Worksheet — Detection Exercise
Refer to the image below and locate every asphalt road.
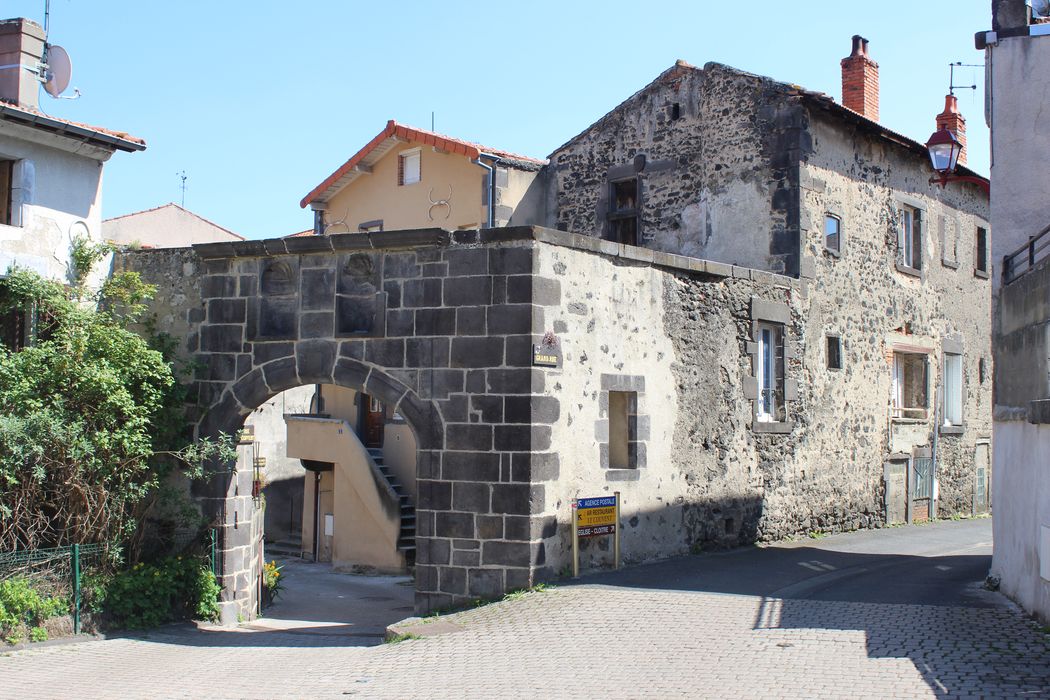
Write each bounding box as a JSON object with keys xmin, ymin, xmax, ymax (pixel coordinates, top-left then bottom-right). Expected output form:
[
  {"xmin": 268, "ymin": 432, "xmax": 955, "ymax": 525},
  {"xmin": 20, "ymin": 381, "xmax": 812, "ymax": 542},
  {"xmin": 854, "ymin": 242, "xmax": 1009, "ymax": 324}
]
[{"xmin": 577, "ymin": 517, "xmax": 997, "ymax": 608}]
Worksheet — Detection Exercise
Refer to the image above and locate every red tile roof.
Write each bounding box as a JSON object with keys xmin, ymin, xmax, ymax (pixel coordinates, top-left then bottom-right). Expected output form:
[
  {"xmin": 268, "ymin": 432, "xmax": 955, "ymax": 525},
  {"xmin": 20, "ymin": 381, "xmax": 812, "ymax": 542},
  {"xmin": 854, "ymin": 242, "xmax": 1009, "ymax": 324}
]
[
  {"xmin": 284, "ymin": 229, "xmax": 315, "ymax": 238},
  {"xmin": 300, "ymin": 120, "xmax": 545, "ymax": 208},
  {"xmin": 0, "ymin": 100, "xmax": 145, "ymax": 151}
]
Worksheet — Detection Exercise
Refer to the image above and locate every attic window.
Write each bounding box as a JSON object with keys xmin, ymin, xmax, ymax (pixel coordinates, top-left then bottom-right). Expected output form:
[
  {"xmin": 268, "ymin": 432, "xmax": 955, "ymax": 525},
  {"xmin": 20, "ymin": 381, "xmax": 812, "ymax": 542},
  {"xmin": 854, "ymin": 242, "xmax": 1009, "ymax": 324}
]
[
  {"xmin": 398, "ymin": 149, "xmax": 421, "ymax": 186},
  {"xmin": 608, "ymin": 178, "xmax": 639, "ymax": 246}
]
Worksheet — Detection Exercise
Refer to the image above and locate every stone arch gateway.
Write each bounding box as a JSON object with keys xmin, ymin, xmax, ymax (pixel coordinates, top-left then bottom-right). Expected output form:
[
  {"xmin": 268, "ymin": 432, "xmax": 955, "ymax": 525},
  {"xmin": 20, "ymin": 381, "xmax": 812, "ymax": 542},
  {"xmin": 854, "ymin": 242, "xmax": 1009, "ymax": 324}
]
[{"xmin": 117, "ymin": 228, "xmax": 561, "ymax": 619}]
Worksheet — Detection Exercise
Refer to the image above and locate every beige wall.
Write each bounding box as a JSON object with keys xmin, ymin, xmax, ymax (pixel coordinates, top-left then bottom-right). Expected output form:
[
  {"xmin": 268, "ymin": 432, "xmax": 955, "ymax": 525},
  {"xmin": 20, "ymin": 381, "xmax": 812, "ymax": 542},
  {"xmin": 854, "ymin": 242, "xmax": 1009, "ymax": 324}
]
[
  {"xmin": 286, "ymin": 415, "xmax": 406, "ymax": 572},
  {"xmin": 324, "ymin": 140, "xmax": 488, "ymax": 232},
  {"xmin": 103, "ymin": 204, "xmax": 241, "ymax": 248}
]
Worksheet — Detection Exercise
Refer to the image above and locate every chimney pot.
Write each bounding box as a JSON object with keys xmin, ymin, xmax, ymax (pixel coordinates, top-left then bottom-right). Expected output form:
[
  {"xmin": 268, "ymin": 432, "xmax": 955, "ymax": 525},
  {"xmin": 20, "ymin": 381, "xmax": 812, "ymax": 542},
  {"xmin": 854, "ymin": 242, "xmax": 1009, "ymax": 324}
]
[
  {"xmin": 936, "ymin": 94, "xmax": 968, "ymax": 165},
  {"xmin": 0, "ymin": 18, "xmax": 45, "ymax": 110},
  {"xmin": 841, "ymin": 34, "xmax": 879, "ymax": 121}
]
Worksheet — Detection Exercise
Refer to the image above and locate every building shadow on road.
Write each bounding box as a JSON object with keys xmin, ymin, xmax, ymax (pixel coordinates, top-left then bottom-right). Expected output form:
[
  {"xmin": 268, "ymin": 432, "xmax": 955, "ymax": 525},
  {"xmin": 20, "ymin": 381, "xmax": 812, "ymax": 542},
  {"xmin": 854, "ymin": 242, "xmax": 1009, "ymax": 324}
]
[{"xmin": 569, "ymin": 523, "xmax": 1050, "ymax": 699}]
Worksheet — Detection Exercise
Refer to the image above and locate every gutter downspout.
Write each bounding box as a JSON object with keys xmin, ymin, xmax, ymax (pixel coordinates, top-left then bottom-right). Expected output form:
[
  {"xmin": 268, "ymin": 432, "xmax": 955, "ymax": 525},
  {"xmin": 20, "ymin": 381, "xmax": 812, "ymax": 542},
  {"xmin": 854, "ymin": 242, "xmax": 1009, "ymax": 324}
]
[{"xmin": 472, "ymin": 152, "xmax": 502, "ymax": 228}]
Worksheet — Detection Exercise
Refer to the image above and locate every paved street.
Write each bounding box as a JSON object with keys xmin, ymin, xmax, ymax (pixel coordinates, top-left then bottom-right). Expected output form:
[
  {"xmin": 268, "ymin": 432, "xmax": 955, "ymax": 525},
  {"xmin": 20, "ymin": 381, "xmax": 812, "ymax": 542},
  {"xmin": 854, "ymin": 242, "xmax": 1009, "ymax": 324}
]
[{"xmin": 2, "ymin": 519, "xmax": 1048, "ymax": 699}]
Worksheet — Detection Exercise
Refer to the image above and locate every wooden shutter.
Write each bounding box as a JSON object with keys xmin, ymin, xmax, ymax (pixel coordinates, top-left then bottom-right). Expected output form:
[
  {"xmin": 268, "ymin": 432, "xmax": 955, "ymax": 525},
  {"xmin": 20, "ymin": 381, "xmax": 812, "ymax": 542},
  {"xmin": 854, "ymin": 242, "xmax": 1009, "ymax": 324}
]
[{"xmin": 0, "ymin": 160, "xmax": 12, "ymax": 225}]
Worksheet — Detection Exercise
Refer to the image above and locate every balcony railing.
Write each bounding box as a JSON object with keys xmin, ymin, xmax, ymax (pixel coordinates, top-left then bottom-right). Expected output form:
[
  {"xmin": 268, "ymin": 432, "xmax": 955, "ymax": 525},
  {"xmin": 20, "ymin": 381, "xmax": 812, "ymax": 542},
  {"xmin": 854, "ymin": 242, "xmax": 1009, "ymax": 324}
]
[{"xmin": 1003, "ymin": 222, "xmax": 1050, "ymax": 285}]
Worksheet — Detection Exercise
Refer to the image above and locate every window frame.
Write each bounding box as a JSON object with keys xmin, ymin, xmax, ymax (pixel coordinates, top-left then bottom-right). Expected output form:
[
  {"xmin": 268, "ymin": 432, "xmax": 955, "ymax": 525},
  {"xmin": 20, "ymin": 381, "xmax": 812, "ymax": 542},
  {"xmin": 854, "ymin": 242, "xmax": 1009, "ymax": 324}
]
[
  {"xmin": 0, "ymin": 159, "xmax": 12, "ymax": 226},
  {"xmin": 897, "ymin": 204, "xmax": 923, "ymax": 275},
  {"xmin": 756, "ymin": 322, "xmax": 786, "ymax": 423},
  {"xmin": 398, "ymin": 148, "xmax": 421, "ymax": 186},
  {"xmin": 607, "ymin": 177, "xmax": 640, "ymax": 246},
  {"xmin": 942, "ymin": 352, "xmax": 964, "ymax": 430},
  {"xmin": 891, "ymin": 350, "xmax": 930, "ymax": 421},
  {"xmin": 826, "ymin": 335, "xmax": 843, "ymax": 371},
  {"xmin": 824, "ymin": 213, "xmax": 842, "ymax": 256},
  {"xmin": 974, "ymin": 226, "xmax": 990, "ymax": 279}
]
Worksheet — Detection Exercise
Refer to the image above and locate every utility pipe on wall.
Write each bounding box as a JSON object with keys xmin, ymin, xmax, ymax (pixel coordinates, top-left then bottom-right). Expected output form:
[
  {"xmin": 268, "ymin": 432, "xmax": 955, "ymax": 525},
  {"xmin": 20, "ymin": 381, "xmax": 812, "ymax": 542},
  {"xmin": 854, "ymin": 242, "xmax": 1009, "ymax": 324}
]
[{"xmin": 471, "ymin": 152, "xmax": 502, "ymax": 228}]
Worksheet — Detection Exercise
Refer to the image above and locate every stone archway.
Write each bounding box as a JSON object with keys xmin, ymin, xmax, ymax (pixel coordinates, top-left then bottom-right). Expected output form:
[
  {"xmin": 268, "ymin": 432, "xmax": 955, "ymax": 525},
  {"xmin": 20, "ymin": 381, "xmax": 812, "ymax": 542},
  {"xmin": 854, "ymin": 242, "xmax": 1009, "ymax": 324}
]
[
  {"xmin": 119, "ymin": 234, "xmax": 556, "ymax": 620},
  {"xmin": 195, "ymin": 353, "xmax": 443, "ymax": 621}
]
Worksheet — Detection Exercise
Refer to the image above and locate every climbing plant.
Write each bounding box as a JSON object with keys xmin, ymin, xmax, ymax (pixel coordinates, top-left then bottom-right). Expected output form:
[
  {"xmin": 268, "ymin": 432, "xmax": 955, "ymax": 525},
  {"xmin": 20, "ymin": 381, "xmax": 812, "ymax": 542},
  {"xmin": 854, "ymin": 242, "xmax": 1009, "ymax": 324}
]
[{"xmin": 0, "ymin": 259, "xmax": 234, "ymax": 552}]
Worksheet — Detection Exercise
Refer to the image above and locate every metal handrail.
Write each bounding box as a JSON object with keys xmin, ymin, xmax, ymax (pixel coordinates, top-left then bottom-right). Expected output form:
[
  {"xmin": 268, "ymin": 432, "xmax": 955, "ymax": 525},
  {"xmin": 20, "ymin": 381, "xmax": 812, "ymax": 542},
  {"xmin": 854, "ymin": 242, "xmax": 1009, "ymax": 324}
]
[{"xmin": 1003, "ymin": 220, "xmax": 1050, "ymax": 284}]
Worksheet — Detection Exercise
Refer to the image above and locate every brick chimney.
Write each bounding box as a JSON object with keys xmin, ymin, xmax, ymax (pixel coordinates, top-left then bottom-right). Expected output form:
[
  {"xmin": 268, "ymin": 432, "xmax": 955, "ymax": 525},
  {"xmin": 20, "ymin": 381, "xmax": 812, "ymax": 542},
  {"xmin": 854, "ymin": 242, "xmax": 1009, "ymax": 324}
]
[
  {"xmin": 935, "ymin": 94, "xmax": 967, "ymax": 165},
  {"xmin": 0, "ymin": 18, "xmax": 45, "ymax": 109},
  {"xmin": 841, "ymin": 35, "xmax": 879, "ymax": 121}
]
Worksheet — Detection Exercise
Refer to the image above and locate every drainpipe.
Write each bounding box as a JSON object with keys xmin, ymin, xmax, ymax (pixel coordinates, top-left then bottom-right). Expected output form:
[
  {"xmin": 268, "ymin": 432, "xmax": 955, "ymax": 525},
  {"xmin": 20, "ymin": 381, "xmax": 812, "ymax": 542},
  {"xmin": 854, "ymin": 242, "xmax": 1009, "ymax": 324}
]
[
  {"xmin": 312, "ymin": 471, "xmax": 321, "ymax": 561},
  {"xmin": 472, "ymin": 152, "xmax": 502, "ymax": 228}
]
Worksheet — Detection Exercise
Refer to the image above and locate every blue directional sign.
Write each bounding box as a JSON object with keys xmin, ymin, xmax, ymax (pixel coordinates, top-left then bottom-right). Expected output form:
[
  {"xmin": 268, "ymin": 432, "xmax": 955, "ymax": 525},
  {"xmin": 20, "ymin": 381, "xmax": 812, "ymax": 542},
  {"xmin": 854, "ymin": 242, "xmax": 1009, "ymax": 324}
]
[{"xmin": 578, "ymin": 496, "xmax": 617, "ymax": 509}]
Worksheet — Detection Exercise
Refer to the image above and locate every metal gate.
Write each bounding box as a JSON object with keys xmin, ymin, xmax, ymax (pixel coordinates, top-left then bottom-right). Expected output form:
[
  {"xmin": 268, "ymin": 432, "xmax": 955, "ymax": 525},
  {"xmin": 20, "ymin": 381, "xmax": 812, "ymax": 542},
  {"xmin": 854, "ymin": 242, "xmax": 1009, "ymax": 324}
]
[{"xmin": 911, "ymin": 456, "xmax": 934, "ymax": 522}]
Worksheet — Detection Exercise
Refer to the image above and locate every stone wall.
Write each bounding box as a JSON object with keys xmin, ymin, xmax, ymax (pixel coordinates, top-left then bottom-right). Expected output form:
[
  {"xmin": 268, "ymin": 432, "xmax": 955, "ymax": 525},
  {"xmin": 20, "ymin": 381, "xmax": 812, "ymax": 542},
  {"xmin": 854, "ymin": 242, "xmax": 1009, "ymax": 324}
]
[
  {"xmin": 117, "ymin": 228, "xmax": 560, "ymax": 615},
  {"xmin": 799, "ymin": 112, "xmax": 992, "ymax": 520},
  {"xmin": 548, "ymin": 62, "xmax": 804, "ymax": 275}
]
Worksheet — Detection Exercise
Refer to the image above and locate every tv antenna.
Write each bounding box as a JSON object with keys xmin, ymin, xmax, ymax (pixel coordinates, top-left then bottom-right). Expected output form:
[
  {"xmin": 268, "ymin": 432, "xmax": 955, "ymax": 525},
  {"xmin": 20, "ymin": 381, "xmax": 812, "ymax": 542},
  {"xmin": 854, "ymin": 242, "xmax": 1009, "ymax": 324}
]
[
  {"xmin": 948, "ymin": 62, "xmax": 981, "ymax": 96},
  {"xmin": 177, "ymin": 171, "xmax": 188, "ymax": 207},
  {"xmin": 38, "ymin": 0, "xmax": 80, "ymax": 100}
]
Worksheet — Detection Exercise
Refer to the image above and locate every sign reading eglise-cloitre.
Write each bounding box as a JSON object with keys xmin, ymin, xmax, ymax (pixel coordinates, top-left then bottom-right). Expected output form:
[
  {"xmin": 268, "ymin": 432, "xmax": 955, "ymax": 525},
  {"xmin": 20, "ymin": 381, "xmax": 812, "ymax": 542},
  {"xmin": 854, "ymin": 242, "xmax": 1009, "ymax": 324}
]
[
  {"xmin": 571, "ymin": 492, "xmax": 621, "ymax": 577},
  {"xmin": 576, "ymin": 496, "xmax": 617, "ymax": 537}
]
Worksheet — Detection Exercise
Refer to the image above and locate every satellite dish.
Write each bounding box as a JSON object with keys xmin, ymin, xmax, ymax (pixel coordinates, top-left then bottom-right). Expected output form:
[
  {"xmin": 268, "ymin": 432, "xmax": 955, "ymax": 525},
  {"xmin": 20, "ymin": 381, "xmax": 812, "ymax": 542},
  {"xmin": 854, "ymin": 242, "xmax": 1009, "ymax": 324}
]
[{"xmin": 43, "ymin": 44, "xmax": 72, "ymax": 98}]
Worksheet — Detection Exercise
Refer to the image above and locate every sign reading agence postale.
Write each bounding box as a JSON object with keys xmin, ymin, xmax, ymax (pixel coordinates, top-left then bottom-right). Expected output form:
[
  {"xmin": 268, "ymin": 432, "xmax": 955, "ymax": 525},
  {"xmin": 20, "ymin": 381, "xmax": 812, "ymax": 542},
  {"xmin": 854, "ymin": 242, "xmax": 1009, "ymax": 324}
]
[{"xmin": 576, "ymin": 495, "xmax": 617, "ymax": 538}]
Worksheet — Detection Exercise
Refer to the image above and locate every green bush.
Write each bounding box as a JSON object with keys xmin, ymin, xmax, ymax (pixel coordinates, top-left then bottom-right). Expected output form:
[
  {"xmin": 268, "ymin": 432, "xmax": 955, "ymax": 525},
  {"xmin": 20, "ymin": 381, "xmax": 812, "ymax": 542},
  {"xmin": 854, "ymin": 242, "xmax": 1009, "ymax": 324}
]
[
  {"xmin": 103, "ymin": 555, "xmax": 219, "ymax": 629},
  {"xmin": 0, "ymin": 577, "xmax": 68, "ymax": 644}
]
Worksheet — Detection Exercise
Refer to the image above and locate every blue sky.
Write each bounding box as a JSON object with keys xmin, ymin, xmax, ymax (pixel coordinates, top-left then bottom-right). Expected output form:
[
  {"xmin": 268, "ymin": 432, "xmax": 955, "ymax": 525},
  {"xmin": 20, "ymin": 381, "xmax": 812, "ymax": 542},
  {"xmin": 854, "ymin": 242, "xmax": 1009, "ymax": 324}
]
[{"xmin": 8, "ymin": 1, "xmax": 992, "ymax": 240}]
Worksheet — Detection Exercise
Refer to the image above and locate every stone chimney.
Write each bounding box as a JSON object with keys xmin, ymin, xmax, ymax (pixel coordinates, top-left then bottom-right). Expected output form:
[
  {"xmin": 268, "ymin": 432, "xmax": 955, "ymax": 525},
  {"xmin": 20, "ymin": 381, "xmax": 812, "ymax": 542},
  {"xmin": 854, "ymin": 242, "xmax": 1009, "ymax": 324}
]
[
  {"xmin": 936, "ymin": 94, "xmax": 967, "ymax": 166},
  {"xmin": 0, "ymin": 18, "xmax": 45, "ymax": 109},
  {"xmin": 841, "ymin": 35, "xmax": 879, "ymax": 121}
]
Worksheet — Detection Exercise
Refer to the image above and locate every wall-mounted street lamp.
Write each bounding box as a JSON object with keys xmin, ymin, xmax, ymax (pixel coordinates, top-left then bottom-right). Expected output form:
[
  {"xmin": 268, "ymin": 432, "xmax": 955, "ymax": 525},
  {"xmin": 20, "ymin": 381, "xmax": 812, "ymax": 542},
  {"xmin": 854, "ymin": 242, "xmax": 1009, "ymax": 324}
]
[{"xmin": 925, "ymin": 128, "xmax": 990, "ymax": 194}]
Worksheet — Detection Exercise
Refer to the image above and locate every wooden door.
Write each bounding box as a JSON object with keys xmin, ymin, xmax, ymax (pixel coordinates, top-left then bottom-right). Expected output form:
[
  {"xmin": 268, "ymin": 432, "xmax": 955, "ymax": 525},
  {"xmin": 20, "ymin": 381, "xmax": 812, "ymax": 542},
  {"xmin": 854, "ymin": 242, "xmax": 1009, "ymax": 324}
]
[{"xmin": 360, "ymin": 393, "xmax": 385, "ymax": 448}]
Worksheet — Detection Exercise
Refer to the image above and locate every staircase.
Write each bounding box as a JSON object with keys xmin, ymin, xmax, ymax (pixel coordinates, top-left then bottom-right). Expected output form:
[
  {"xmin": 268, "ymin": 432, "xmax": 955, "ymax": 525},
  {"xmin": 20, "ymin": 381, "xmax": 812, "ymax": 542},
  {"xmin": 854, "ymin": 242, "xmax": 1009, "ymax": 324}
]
[{"xmin": 366, "ymin": 447, "xmax": 416, "ymax": 564}]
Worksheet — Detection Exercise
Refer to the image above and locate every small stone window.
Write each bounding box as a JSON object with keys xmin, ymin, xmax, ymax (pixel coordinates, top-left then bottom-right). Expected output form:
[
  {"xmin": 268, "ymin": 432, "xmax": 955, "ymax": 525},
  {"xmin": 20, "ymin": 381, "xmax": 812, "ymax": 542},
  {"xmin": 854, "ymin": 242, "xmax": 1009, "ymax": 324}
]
[
  {"xmin": 824, "ymin": 214, "xmax": 841, "ymax": 255},
  {"xmin": 826, "ymin": 335, "xmax": 842, "ymax": 370},
  {"xmin": 975, "ymin": 226, "xmax": 989, "ymax": 278},
  {"xmin": 596, "ymin": 374, "xmax": 648, "ymax": 480},
  {"xmin": 670, "ymin": 103, "xmax": 681, "ymax": 121},
  {"xmin": 897, "ymin": 205, "xmax": 923, "ymax": 273},
  {"xmin": 398, "ymin": 149, "xmax": 421, "ymax": 186},
  {"xmin": 756, "ymin": 322, "xmax": 786, "ymax": 422},
  {"xmin": 746, "ymin": 298, "xmax": 796, "ymax": 433},
  {"xmin": 608, "ymin": 178, "xmax": 639, "ymax": 246},
  {"xmin": 608, "ymin": 391, "xmax": 637, "ymax": 470},
  {"xmin": 892, "ymin": 351, "xmax": 929, "ymax": 420},
  {"xmin": 979, "ymin": 356, "xmax": 987, "ymax": 384},
  {"xmin": 943, "ymin": 352, "xmax": 964, "ymax": 429}
]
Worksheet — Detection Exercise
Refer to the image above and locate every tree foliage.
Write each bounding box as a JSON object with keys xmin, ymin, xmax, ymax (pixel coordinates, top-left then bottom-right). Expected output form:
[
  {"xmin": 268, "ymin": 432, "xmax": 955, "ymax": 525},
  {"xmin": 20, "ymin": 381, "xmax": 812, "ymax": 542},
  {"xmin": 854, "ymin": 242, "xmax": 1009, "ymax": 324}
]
[{"xmin": 0, "ymin": 265, "xmax": 233, "ymax": 551}]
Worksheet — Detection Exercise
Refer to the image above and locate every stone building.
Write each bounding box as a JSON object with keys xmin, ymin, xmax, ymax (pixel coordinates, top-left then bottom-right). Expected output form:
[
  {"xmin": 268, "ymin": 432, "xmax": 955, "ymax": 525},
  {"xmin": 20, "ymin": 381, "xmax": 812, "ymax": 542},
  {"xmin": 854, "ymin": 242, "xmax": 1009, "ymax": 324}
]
[
  {"xmin": 980, "ymin": 0, "xmax": 1050, "ymax": 624},
  {"xmin": 119, "ymin": 37, "xmax": 993, "ymax": 618}
]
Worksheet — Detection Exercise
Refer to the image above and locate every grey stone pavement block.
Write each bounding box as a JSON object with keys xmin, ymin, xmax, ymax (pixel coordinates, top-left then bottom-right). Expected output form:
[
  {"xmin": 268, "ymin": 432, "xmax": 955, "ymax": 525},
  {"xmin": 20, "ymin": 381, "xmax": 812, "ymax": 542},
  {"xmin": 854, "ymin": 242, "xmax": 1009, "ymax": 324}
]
[{"xmin": 1, "ymin": 583, "xmax": 1048, "ymax": 699}]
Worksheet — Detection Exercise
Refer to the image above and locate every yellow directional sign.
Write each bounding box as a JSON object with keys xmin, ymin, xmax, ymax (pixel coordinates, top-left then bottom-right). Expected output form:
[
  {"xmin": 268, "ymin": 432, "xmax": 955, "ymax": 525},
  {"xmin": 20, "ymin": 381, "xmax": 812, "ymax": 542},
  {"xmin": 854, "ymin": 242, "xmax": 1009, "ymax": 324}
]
[{"xmin": 576, "ymin": 505, "xmax": 616, "ymax": 529}]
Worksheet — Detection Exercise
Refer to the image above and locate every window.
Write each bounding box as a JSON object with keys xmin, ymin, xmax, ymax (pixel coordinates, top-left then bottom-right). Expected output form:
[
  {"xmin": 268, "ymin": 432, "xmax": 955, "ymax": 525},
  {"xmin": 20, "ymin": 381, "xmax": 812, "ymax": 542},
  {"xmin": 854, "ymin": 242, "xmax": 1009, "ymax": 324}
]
[
  {"xmin": 826, "ymin": 335, "xmax": 842, "ymax": 370},
  {"xmin": 398, "ymin": 149, "xmax": 421, "ymax": 186},
  {"xmin": 892, "ymin": 352, "xmax": 928, "ymax": 419},
  {"xmin": 358, "ymin": 219, "xmax": 383, "ymax": 233},
  {"xmin": 756, "ymin": 323, "xmax": 785, "ymax": 422},
  {"xmin": 608, "ymin": 390, "xmax": 638, "ymax": 469},
  {"xmin": 975, "ymin": 227, "xmax": 989, "ymax": 276},
  {"xmin": 670, "ymin": 103, "xmax": 681, "ymax": 121},
  {"xmin": 824, "ymin": 214, "xmax": 841, "ymax": 254},
  {"xmin": 979, "ymin": 356, "xmax": 987, "ymax": 384},
  {"xmin": 0, "ymin": 159, "xmax": 12, "ymax": 225},
  {"xmin": 0, "ymin": 280, "xmax": 31, "ymax": 351},
  {"xmin": 898, "ymin": 205, "xmax": 922, "ymax": 271},
  {"xmin": 608, "ymin": 178, "xmax": 639, "ymax": 246},
  {"xmin": 943, "ymin": 353, "xmax": 963, "ymax": 427}
]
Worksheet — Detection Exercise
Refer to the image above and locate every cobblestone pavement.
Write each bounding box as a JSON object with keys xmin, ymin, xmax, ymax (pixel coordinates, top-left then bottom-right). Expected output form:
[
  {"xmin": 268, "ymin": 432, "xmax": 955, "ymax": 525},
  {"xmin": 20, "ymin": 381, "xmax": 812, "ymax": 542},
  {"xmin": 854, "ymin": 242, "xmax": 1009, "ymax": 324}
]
[
  {"xmin": 3, "ymin": 584, "xmax": 1048, "ymax": 699},
  {"xmin": 3, "ymin": 524, "xmax": 1049, "ymax": 699}
]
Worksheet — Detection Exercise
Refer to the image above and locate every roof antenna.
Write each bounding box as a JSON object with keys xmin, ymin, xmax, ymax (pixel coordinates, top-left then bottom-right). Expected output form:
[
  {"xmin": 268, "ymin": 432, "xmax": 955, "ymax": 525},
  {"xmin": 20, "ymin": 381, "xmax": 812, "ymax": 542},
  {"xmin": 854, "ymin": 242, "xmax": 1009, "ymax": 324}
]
[
  {"xmin": 431, "ymin": 111, "xmax": 435, "ymax": 131},
  {"xmin": 176, "ymin": 171, "xmax": 187, "ymax": 207},
  {"xmin": 948, "ymin": 61, "xmax": 981, "ymax": 96}
]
